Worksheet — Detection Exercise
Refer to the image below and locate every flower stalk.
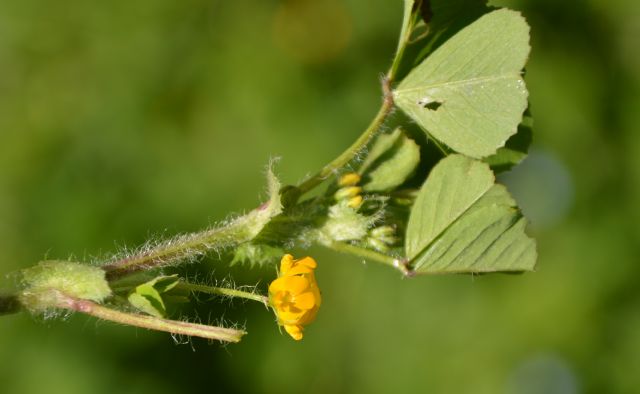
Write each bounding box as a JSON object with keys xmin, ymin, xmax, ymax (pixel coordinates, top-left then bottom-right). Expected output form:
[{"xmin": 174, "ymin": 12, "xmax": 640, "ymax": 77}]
[
  {"xmin": 175, "ymin": 281, "xmax": 268, "ymax": 307},
  {"xmin": 56, "ymin": 292, "xmax": 245, "ymax": 343}
]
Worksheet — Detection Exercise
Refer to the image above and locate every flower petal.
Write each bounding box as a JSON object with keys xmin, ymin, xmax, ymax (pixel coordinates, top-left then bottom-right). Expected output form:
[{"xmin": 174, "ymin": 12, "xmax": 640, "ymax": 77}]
[
  {"xmin": 280, "ymin": 256, "xmax": 317, "ymax": 277},
  {"xmin": 293, "ymin": 291, "xmax": 317, "ymax": 310},
  {"xmin": 280, "ymin": 254, "xmax": 295, "ymax": 274},
  {"xmin": 278, "ymin": 309, "xmax": 306, "ymax": 323},
  {"xmin": 296, "ymin": 306, "xmax": 319, "ymax": 325},
  {"xmin": 285, "ymin": 265, "xmax": 313, "ymax": 276},
  {"xmin": 297, "ymin": 256, "xmax": 317, "ymax": 270},
  {"xmin": 284, "ymin": 324, "xmax": 303, "ymax": 340},
  {"xmin": 269, "ymin": 275, "xmax": 309, "ymax": 296}
]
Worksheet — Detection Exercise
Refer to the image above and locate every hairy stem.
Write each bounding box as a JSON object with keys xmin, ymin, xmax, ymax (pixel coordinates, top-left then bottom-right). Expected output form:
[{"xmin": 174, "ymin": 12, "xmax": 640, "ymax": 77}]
[
  {"xmin": 296, "ymin": 79, "xmax": 395, "ymax": 195},
  {"xmin": 102, "ymin": 225, "xmax": 242, "ymax": 280},
  {"xmin": 57, "ymin": 294, "xmax": 245, "ymax": 342},
  {"xmin": 176, "ymin": 281, "xmax": 268, "ymax": 307}
]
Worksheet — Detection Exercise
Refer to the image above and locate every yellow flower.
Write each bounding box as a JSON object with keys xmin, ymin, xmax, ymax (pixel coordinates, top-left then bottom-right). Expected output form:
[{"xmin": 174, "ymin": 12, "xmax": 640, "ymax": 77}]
[{"xmin": 269, "ymin": 254, "xmax": 321, "ymax": 341}]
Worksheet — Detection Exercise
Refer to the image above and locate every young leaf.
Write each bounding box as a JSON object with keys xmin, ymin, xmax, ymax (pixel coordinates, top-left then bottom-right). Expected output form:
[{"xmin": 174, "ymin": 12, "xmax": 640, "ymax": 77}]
[
  {"xmin": 359, "ymin": 128, "xmax": 420, "ymax": 192},
  {"xmin": 405, "ymin": 154, "xmax": 536, "ymax": 273},
  {"xmin": 127, "ymin": 275, "xmax": 180, "ymax": 318},
  {"xmin": 393, "ymin": 9, "xmax": 530, "ymax": 158}
]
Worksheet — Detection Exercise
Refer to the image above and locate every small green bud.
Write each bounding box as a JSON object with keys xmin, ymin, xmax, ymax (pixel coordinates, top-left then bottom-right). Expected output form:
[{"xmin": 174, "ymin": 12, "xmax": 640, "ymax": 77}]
[
  {"xmin": 367, "ymin": 237, "xmax": 390, "ymax": 252},
  {"xmin": 371, "ymin": 226, "xmax": 395, "ymax": 238}
]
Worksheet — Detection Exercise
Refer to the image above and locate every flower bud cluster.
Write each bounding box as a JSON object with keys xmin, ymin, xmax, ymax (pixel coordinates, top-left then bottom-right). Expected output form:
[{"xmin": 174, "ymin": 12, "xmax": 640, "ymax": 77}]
[{"xmin": 334, "ymin": 172, "xmax": 363, "ymax": 209}]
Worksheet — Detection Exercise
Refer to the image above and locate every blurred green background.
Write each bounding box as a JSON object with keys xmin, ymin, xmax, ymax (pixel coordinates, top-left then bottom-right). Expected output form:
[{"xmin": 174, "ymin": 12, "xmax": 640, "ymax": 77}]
[{"xmin": 1, "ymin": 0, "xmax": 638, "ymax": 393}]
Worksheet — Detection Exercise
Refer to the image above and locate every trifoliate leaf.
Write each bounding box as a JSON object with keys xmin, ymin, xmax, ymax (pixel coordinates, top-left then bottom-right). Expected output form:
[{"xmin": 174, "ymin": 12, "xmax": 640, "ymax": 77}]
[
  {"xmin": 359, "ymin": 128, "xmax": 420, "ymax": 192},
  {"xmin": 405, "ymin": 154, "xmax": 536, "ymax": 273},
  {"xmin": 393, "ymin": 9, "xmax": 530, "ymax": 158}
]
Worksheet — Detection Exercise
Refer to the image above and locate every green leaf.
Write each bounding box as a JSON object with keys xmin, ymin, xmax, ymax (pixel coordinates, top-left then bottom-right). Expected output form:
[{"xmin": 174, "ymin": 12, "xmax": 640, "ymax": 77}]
[
  {"xmin": 405, "ymin": 154, "xmax": 536, "ymax": 273},
  {"xmin": 484, "ymin": 110, "xmax": 533, "ymax": 173},
  {"xmin": 393, "ymin": 9, "xmax": 530, "ymax": 158},
  {"xmin": 144, "ymin": 274, "xmax": 180, "ymax": 293},
  {"xmin": 128, "ymin": 292, "xmax": 165, "ymax": 318},
  {"xmin": 127, "ymin": 275, "xmax": 180, "ymax": 318},
  {"xmin": 405, "ymin": 155, "xmax": 494, "ymax": 257},
  {"xmin": 359, "ymin": 128, "xmax": 420, "ymax": 192}
]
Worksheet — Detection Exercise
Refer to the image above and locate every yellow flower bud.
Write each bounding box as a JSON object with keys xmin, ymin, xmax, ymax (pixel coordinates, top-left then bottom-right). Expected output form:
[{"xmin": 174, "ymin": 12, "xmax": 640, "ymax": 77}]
[
  {"xmin": 338, "ymin": 172, "xmax": 361, "ymax": 187},
  {"xmin": 346, "ymin": 195, "xmax": 363, "ymax": 209}
]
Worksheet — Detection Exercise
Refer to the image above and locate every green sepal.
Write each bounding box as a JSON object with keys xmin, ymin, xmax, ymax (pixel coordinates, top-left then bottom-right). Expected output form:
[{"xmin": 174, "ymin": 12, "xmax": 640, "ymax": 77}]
[{"xmin": 231, "ymin": 242, "xmax": 283, "ymax": 267}]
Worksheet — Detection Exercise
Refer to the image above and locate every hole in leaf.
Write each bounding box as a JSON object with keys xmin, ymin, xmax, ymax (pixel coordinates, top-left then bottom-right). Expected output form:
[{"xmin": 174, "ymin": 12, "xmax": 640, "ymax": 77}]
[
  {"xmin": 417, "ymin": 96, "xmax": 442, "ymax": 111},
  {"xmin": 423, "ymin": 101, "xmax": 442, "ymax": 111}
]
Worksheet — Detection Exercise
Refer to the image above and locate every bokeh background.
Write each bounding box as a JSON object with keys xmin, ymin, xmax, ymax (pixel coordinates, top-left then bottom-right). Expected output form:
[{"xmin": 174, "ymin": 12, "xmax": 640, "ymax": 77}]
[{"xmin": 1, "ymin": 0, "xmax": 638, "ymax": 393}]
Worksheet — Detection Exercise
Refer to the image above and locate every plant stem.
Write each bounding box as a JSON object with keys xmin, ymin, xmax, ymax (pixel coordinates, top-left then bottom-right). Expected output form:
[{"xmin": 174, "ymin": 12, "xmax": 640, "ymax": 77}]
[
  {"xmin": 388, "ymin": 11, "xmax": 415, "ymax": 83},
  {"xmin": 322, "ymin": 240, "xmax": 410, "ymax": 275},
  {"xmin": 296, "ymin": 79, "xmax": 395, "ymax": 195},
  {"xmin": 176, "ymin": 281, "xmax": 268, "ymax": 307},
  {"xmin": 102, "ymin": 224, "xmax": 241, "ymax": 280},
  {"xmin": 295, "ymin": 0, "xmax": 418, "ymax": 197},
  {"xmin": 57, "ymin": 294, "xmax": 245, "ymax": 342}
]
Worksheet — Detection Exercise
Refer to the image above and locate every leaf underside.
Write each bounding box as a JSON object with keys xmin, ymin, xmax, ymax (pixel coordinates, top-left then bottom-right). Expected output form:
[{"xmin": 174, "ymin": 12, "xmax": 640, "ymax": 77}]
[
  {"xmin": 359, "ymin": 128, "xmax": 420, "ymax": 192},
  {"xmin": 394, "ymin": 9, "xmax": 530, "ymax": 158},
  {"xmin": 405, "ymin": 154, "xmax": 536, "ymax": 274}
]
